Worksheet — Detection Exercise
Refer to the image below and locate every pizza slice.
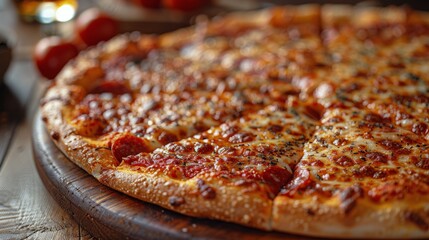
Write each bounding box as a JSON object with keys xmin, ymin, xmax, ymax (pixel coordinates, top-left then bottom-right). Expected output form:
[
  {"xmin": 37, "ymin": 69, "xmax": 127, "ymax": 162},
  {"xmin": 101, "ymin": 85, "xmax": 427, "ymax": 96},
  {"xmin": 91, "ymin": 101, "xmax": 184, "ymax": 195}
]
[
  {"xmin": 273, "ymin": 105, "xmax": 429, "ymax": 238},
  {"xmin": 318, "ymin": 5, "xmax": 429, "ymax": 139},
  {"xmin": 98, "ymin": 100, "xmax": 320, "ymax": 229},
  {"xmin": 41, "ymin": 84, "xmax": 282, "ymax": 176}
]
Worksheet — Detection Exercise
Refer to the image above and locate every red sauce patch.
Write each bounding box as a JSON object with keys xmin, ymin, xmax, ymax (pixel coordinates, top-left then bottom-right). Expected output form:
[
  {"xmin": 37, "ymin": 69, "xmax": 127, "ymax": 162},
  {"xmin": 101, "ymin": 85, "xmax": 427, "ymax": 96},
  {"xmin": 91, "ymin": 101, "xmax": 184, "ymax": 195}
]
[
  {"xmin": 261, "ymin": 166, "xmax": 292, "ymax": 198},
  {"xmin": 379, "ymin": 140, "xmax": 402, "ymax": 150},
  {"xmin": 332, "ymin": 155, "xmax": 355, "ymax": 167},
  {"xmin": 310, "ymin": 160, "xmax": 324, "ymax": 167},
  {"xmin": 228, "ymin": 132, "xmax": 255, "ymax": 143},
  {"xmin": 353, "ymin": 165, "xmax": 375, "ymax": 178},
  {"xmin": 412, "ymin": 156, "xmax": 429, "ymax": 170},
  {"xmin": 123, "ymin": 153, "xmax": 153, "ymax": 166},
  {"xmin": 365, "ymin": 152, "xmax": 388, "ymax": 164},
  {"xmin": 165, "ymin": 165, "xmax": 184, "ymax": 179},
  {"xmin": 194, "ymin": 142, "xmax": 214, "ymax": 154},
  {"xmin": 412, "ymin": 122, "xmax": 429, "ymax": 136},
  {"xmin": 217, "ymin": 146, "xmax": 236, "ymax": 155},
  {"xmin": 165, "ymin": 143, "xmax": 193, "ymax": 153},
  {"xmin": 111, "ymin": 134, "xmax": 149, "ymax": 162}
]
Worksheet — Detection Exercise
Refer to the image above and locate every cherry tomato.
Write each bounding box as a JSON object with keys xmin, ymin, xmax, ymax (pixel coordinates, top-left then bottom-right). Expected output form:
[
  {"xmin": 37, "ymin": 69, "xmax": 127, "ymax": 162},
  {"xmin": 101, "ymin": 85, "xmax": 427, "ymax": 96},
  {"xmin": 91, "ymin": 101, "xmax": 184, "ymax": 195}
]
[
  {"xmin": 132, "ymin": 0, "xmax": 161, "ymax": 9},
  {"xmin": 33, "ymin": 37, "xmax": 79, "ymax": 80},
  {"xmin": 162, "ymin": 0, "xmax": 210, "ymax": 11},
  {"xmin": 76, "ymin": 8, "xmax": 119, "ymax": 46}
]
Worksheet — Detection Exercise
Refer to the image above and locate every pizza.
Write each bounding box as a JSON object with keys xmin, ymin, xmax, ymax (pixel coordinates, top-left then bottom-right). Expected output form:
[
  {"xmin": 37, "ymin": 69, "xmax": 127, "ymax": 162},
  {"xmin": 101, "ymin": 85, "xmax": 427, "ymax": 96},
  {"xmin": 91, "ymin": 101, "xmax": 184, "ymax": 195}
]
[{"xmin": 40, "ymin": 4, "xmax": 429, "ymax": 238}]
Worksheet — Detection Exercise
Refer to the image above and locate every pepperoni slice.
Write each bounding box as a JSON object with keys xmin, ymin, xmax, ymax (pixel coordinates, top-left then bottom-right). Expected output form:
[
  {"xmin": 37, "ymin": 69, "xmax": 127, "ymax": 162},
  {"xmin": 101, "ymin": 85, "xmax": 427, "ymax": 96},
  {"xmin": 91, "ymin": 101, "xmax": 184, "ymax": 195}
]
[
  {"xmin": 261, "ymin": 166, "xmax": 292, "ymax": 198},
  {"xmin": 111, "ymin": 133, "xmax": 149, "ymax": 162},
  {"xmin": 282, "ymin": 168, "xmax": 312, "ymax": 197}
]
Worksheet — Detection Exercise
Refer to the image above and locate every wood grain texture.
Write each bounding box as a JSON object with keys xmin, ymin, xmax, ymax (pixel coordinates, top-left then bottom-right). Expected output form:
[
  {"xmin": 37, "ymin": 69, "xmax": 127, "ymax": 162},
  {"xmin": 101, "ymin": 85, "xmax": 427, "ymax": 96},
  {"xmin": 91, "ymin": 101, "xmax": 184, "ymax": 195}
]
[
  {"xmin": 32, "ymin": 112, "xmax": 313, "ymax": 240},
  {"xmin": 0, "ymin": 58, "xmax": 92, "ymax": 239},
  {"xmin": 0, "ymin": 83, "xmax": 24, "ymax": 168},
  {"xmin": 0, "ymin": 116, "xmax": 83, "ymax": 239}
]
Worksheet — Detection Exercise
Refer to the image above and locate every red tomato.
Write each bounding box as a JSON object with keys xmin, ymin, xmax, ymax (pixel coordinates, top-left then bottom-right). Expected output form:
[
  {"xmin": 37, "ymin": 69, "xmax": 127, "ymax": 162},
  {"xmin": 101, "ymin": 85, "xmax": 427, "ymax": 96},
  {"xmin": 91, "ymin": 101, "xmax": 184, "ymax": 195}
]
[
  {"xmin": 132, "ymin": 0, "xmax": 161, "ymax": 8},
  {"xmin": 76, "ymin": 8, "xmax": 119, "ymax": 46},
  {"xmin": 33, "ymin": 37, "xmax": 79, "ymax": 80},
  {"xmin": 162, "ymin": 0, "xmax": 210, "ymax": 11}
]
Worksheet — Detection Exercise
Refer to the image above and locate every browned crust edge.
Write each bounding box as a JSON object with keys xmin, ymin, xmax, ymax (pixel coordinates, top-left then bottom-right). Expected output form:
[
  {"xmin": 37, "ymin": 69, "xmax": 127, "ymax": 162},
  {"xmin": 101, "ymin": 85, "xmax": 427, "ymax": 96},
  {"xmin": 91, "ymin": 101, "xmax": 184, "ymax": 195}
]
[
  {"xmin": 99, "ymin": 168, "xmax": 272, "ymax": 229},
  {"xmin": 273, "ymin": 196, "xmax": 429, "ymax": 239}
]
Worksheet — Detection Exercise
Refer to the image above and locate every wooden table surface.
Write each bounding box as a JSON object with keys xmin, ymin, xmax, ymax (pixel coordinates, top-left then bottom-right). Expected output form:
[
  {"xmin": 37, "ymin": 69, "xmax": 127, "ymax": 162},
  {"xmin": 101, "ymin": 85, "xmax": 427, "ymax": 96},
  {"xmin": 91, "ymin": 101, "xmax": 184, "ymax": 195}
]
[{"xmin": 0, "ymin": 1, "xmax": 94, "ymax": 239}]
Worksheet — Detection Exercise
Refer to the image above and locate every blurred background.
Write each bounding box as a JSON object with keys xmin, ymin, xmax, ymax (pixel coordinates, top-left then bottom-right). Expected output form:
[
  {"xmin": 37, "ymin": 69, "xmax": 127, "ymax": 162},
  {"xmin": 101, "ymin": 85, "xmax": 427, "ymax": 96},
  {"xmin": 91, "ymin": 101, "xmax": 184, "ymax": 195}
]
[
  {"xmin": 1, "ymin": 0, "xmax": 429, "ymax": 104},
  {"xmin": 1, "ymin": 0, "xmax": 429, "ymax": 97}
]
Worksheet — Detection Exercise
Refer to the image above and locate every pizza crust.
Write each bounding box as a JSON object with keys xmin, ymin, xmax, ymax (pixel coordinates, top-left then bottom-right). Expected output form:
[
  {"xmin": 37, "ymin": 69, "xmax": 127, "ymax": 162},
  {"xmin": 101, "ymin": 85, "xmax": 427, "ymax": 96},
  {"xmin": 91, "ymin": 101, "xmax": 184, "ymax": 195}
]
[
  {"xmin": 41, "ymin": 86, "xmax": 118, "ymax": 177},
  {"xmin": 273, "ymin": 196, "xmax": 429, "ymax": 239},
  {"xmin": 99, "ymin": 167, "xmax": 272, "ymax": 230}
]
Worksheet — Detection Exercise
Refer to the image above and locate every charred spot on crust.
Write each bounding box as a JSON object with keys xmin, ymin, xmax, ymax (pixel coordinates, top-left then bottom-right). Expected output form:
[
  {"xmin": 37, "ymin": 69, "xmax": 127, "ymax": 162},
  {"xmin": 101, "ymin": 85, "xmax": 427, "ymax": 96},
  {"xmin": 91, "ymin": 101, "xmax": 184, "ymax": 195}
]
[
  {"xmin": 168, "ymin": 196, "xmax": 185, "ymax": 207},
  {"xmin": 379, "ymin": 140, "xmax": 402, "ymax": 150},
  {"xmin": 303, "ymin": 104, "xmax": 324, "ymax": 121},
  {"xmin": 404, "ymin": 211, "xmax": 429, "ymax": 231},
  {"xmin": 306, "ymin": 208, "xmax": 315, "ymax": 216},
  {"xmin": 412, "ymin": 122, "xmax": 429, "ymax": 136},
  {"xmin": 411, "ymin": 156, "xmax": 429, "ymax": 170},
  {"xmin": 197, "ymin": 179, "xmax": 216, "ymax": 200},
  {"xmin": 50, "ymin": 131, "xmax": 60, "ymax": 141},
  {"xmin": 365, "ymin": 152, "xmax": 388, "ymax": 164},
  {"xmin": 331, "ymin": 155, "xmax": 355, "ymax": 167}
]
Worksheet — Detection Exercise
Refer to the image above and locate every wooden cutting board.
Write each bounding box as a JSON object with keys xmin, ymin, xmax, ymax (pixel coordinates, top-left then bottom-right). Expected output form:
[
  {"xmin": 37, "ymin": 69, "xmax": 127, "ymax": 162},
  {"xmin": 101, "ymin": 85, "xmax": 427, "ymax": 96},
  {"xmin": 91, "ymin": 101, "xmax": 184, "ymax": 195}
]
[{"xmin": 32, "ymin": 112, "xmax": 312, "ymax": 240}]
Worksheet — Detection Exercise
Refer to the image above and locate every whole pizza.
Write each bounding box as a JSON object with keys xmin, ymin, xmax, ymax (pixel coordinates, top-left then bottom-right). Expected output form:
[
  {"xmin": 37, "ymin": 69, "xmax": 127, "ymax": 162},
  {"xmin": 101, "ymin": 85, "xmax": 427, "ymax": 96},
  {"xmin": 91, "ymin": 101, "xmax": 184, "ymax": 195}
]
[{"xmin": 41, "ymin": 4, "xmax": 429, "ymax": 238}]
